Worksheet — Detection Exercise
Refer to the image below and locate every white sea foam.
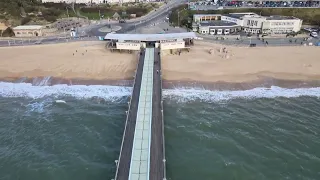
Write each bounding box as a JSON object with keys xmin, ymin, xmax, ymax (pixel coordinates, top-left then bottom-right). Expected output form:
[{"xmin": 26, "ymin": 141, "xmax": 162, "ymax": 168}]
[
  {"xmin": 1, "ymin": 82, "xmax": 320, "ymax": 102},
  {"xmin": 163, "ymin": 86, "xmax": 320, "ymax": 102},
  {"xmin": 0, "ymin": 82, "xmax": 132, "ymax": 100}
]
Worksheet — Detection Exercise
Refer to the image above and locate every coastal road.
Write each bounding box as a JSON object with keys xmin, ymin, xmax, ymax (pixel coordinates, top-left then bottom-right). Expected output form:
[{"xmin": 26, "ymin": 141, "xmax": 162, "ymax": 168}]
[
  {"xmin": 88, "ymin": 0, "xmax": 188, "ymax": 36},
  {"xmin": 0, "ymin": 0, "xmax": 187, "ymax": 47}
]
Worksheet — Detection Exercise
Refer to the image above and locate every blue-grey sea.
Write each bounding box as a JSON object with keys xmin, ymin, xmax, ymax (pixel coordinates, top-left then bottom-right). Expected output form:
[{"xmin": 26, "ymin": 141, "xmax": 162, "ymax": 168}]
[{"xmin": 0, "ymin": 82, "xmax": 320, "ymax": 180}]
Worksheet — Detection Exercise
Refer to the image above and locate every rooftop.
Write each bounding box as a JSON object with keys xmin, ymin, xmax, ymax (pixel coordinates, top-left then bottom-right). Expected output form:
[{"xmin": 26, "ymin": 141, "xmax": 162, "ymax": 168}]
[
  {"xmin": 223, "ymin": 14, "xmax": 245, "ymax": 19},
  {"xmin": 104, "ymin": 32, "xmax": 197, "ymax": 41},
  {"xmin": 13, "ymin": 25, "xmax": 43, "ymax": 30},
  {"xmin": 194, "ymin": 14, "xmax": 221, "ymax": 18},
  {"xmin": 200, "ymin": 21, "xmax": 238, "ymax": 27},
  {"xmin": 267, "ymin": 15, "xmax": 299, "ymax": 20}
]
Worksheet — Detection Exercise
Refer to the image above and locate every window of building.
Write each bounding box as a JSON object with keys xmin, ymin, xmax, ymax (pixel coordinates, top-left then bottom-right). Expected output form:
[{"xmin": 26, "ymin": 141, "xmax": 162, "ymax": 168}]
[{"xmin": 247, "ymin": 20, "xmax": 258, "ymax": 27}]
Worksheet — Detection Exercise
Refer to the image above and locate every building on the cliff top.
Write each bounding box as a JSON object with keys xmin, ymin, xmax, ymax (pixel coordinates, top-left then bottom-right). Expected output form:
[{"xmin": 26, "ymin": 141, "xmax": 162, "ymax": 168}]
[
  {"xmin": 193, "ymin": 13, "xmax": 303, "ymax": 35},
  {"xmin": 13, "ymin": 25, "xmax": 43, "ymax": 37}
]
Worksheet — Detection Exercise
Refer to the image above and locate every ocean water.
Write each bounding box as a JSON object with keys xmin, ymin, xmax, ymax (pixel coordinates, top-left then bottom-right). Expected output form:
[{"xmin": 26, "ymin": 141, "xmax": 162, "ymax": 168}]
[{"xmin": 1, "ymin": 82, "xmax": 320, "ymax": 180}]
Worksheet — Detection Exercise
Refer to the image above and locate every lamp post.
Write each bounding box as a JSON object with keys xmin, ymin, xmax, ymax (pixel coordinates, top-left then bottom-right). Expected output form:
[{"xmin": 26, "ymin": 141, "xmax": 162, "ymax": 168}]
[
  {"xmin": 66, "ymin": 7, "xmax": 69, "ymax": 18},
  {"xmin": 178, "ymin": 11, "xmax": 180, "ymax": 27}
]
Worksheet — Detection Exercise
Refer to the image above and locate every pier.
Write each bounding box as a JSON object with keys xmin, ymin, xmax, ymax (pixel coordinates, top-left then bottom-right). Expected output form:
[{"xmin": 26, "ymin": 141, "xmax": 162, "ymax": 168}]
[
  {"xmin": 114, "ymin": 48, "xmax": 165, "ymax": 180},
  {"xmin": 108, "ymin": 33, "xmax": 196, "ymax": 180},
  {"xmin": 115, "ymin": 49, "xmax": 145, "ymax": 180}
]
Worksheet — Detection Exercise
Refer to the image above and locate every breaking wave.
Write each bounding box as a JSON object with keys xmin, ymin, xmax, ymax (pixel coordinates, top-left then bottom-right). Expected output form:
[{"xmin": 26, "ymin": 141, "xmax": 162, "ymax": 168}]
[
  {"xmin": 0, "ymin": 82, "xmax": 132, "ymax": 100},
  {"xmin": 163, "ymin": 86, "xmax": 320, "ymax": 102},
  {"xmin": 1, "ymin": 82, "xmax": 320, "ymax": 102}
]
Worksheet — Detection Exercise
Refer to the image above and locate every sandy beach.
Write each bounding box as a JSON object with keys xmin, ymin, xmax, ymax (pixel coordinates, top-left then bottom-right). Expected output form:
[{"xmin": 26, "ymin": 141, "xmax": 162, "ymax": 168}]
[
  {"xmin": 1, "ymin": 40, "xmax": 320, "ymax": 86},
  {"xmin": 162, "ymin": 41, "xmax": 320, "ymax": 83},
  {"xmin": 0, "ymin": 41, "xmax": 137, "ymax": 81}
]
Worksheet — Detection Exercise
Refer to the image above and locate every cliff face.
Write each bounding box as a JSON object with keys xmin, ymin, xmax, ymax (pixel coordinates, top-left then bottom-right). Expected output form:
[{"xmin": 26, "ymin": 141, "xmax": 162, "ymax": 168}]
[
  {"xmin": 0, "ymin": 0, "xmax": 42, "ymax": 22},
  {"xmin": 0, "ymin": 0, "xmax": 68, "ymax": 26}
]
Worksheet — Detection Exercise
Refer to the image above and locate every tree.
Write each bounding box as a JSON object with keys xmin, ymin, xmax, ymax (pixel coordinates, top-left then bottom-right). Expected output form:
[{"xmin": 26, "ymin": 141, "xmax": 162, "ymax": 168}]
[
  {"xmin": 314, "ymin": 14, "xmax": 320, "ymax": 27},
  {"xmin": 112, "ymin": 12, "xmax": 120, "ymax": 19},
  {"xmin": 2, "ymin": 27, "xmax": 15, "ymax": 37}
]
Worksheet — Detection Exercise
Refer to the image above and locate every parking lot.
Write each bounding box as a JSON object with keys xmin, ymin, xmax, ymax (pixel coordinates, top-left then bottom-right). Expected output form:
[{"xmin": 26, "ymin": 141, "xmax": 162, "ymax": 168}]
[{"xmin": 189, "ymin": 0, "xmax": 320, "ymax": 10}]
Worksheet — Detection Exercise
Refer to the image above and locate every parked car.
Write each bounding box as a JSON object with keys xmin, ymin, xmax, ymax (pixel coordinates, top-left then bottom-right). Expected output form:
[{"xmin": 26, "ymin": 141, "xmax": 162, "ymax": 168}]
[{"xmin": 310, "ymin": 32, "xmax": 318, "ymax": 38}]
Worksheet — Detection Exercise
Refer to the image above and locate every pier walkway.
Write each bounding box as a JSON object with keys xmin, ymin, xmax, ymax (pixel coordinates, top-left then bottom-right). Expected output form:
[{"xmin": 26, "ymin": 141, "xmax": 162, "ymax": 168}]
[
  {"xmin": 128, "ymin": 48, "xmax": 154, "ymax": 180},
  {"xmin": 115, "ymin": 50, "xmax": 145, "ymax": 180},
  {"xmin": 150, "ymin": 49, "xmax": 165, "ymax": 180},
  {"xmin": 115, "ymin": 48, "xmax": 165, "ymax": 180}
]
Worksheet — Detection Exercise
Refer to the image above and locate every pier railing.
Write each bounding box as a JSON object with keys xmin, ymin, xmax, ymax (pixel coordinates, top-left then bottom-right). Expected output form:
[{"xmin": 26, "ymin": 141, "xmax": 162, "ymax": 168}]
[{"xmin": 114, "ymin": 50, "xmax": 143, "ymax": 180}]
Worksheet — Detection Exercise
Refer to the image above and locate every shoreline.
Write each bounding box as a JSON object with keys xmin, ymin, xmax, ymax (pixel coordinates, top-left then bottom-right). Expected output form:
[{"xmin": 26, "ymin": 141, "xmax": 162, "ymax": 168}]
[{"xmin": 1, "ymin": 76, "xmax": 320, "ymax": 91}]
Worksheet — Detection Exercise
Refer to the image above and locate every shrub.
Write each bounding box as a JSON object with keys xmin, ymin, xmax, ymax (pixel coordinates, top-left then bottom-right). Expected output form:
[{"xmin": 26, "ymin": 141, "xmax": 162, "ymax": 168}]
[
  {"xmin": 21, "ymin": 16, "xmax": 31, "ymax": 25},
  {"xmin": 126, "ymin": 7, "xmax": 148, "ymax": 15},
  {"xmin": 42, "ymin": 7, "xmax": 61, "ymax": 17},
  {"xmin": 24, "ymin": 6, "xmax": 37, "ymax": 13},
  {"xmin": 43, "ymin": 16, "xmax": 57, "ymax": 22}
]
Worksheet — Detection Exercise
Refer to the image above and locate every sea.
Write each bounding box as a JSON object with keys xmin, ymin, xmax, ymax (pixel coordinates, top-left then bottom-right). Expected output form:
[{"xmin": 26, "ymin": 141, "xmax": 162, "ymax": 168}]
[{"xmin": 0, "ymin": 81, "xmax": 320, "ymax": 180}]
